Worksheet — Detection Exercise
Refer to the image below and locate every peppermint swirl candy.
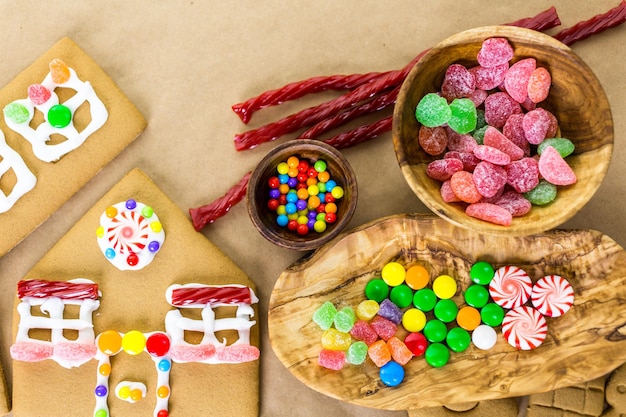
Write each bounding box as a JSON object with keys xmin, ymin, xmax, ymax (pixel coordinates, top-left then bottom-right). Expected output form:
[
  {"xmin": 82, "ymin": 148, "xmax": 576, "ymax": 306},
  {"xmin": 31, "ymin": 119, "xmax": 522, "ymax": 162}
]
[
  {"xmin": 488, "ymin": 265, "xmax": 532, "ymax": 309},
  {"xmin": 531, "ymin": 275, "xmax": 574, "ymax": 317},
  {"xmin": 502, "ymin": 305, "xmax": 547, "ymax": 350},
  {"xmin": 107, "ymin": 209, "xmax": 149, "ymax": 254}
]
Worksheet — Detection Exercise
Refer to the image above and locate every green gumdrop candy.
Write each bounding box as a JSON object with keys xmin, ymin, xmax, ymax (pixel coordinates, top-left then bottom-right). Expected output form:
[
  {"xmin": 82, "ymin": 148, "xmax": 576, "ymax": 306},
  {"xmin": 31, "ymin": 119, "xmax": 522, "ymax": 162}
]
[
  {"xmin": 346, "ymin": 341, "xmax": 368, "ymax": 365},
  {"xmin": 475, "ymin": 108, "xmax": 487, "ymax": 130},
  {"xmin": 472, "ymin": 125, "xmax": 488, "ymax": 145},
  {"xmin": 312, "ymin": 301, "xmax": 337, "ymax": 330},
  {"xmin": 415, "ymin": 93, "xmax": 451, "ymax": 127},
  {"xmin": 3, "ymin": 102, "xmax": 31, "ymax": 124},
  {"xmin": 524, "ymin": 179, "xmax": 557, "ymax": 205},
  {"xmin": 537, "ymin": 138, "xmax": 575, "ymax": 158},
  {"xmin": 447, "ymin": 98, "xmax": 477, "ymax": 134},
  {"xmin": 333, "ymin": 306, "xmax": 356, "ymax": 332}
]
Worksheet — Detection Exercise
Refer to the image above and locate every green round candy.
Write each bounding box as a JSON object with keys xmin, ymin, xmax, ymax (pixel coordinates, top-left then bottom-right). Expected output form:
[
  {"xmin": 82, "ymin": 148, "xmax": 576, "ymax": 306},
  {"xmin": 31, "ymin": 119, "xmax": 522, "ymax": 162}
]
[
  {"xmin": 472, "ymin": 125, "xmax": 488, "ymax": 144},
  {"xmin": 524, "ymin": 179, "xmax": 557, "ymax": 205},
  {"xmin": 434, "ymin": 299, "xmax": 458, "ymax": 323},
  {"xmin": 470, "ymin": 261, "xmax": 494, "ymax": 285},
  {"xmin": 47, "ymin": 104, "xmax": 72, "ymax": 128},
  {"xmin": 537, "ymin": 138, "xmax": 575, "ymax": 158},
  {"xmin": 423, "ymin": 319, "xmax": 448, "ymax": 343},
  {"xmin": 448, "ymin": 98, "xmax": 477, "ymax": 134},
  {"xmin": 390, "ymin": 284, "xmax": 414, "ymax": 309},
  {"xmin": 314, "ymin": 159, "xmax": 327, "ymax": 173},
  {"xmin": 4, "ymin": 102, "xmax": 31, "ymax": 124},
  {"xmin": 425, "ymin": 342, "xmax": 450, "ymax": 368},
  {"xmin": 464, "ymin": 284, "xmax": 490, "ymax": 308},
  {"xmin": 413, "ymin": 288, "xmax": 437, "ymax": 312},
  {"xmin": 481, "ymin": 302, "xmax": 505, "ymax": 327},
  {"xmin": 446, "ymin": 327, "xmax": 471, "ymax": 353},
  {"xmin": 365, "ymin": 279, "xmax": 389, "ymax": 303},
  {"xmin": 415, "ymin": 93, "xmax": 451, "ymax": 127}
]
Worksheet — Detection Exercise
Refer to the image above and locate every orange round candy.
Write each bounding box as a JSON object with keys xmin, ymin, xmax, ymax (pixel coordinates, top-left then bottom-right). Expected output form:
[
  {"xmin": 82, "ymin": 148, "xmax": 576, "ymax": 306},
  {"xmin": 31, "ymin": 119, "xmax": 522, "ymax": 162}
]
[
  {"xmin": 405, "ymin": 265, "xmax": 429, "ymax": 290},
  {"xmin": 456, "ymin": 306, "xmax": 481, "ymax": 331},
  {"xmin": 98, "ymin": 330, "xmax": 122, "ymax": 355},
  {"xmin": 130, "ymin": 388, "xmax": 144, "ymax": 401},
  {"xmin": 157, "ymin": 385, "xmax": 170, "ymax": 399},
  {"xmin": 105, "ymin": 206, "xmax": 118, "ymax": 219}
]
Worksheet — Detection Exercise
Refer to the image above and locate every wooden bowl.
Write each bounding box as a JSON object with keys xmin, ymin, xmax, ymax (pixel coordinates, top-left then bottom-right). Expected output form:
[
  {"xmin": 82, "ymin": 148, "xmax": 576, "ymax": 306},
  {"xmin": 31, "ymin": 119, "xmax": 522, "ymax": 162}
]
[
  {"xmin": 247, "ymin": 139, "xmax": 358, "ymax": 251},
  {"xmin": 392, "ymin": 26, "xmax": 614, "ymax": 236}
]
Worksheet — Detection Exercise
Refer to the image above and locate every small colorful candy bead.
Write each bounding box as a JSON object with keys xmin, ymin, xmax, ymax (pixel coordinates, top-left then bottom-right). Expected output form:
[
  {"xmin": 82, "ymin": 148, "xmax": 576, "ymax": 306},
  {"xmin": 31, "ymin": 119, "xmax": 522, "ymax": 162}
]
[
  {"xmin": 425, "ymin": 342, "xmax": 450, "ymax": 368},
  {"xmin": 365, "ymin": 278, "xmax": 389, "ymax": 303},
  {"xmin": 456, "ymin": 306, "xmax": 482, "ymax": 331},
  {"xmin": 446, "ymin": 327, "xmax": 471, "ymax": 353},
  {"xmin": 404, "ymin": 332, "xmax": 428, "ymax": 357},
  {"xmin": 481, "ymin": 302, "xmax": 505, "ymax": 327},
  {"xmin": 432, "ymin": 275, "xmax": 457, "ymax": 299},
  {"xmin": 423, "ymin": 319, "xmax": 447, "ymax": 343},
  {"xmin": 381, "ymin": 262, "xmax": 406, "ymax": 286},
  {"xmin": 434, "ymin": 299, "xmax": 458, "ymax": 323},
  {"xmin": 405, "ymin": 265, "xmax": 430, "ymax": 290},
  {"xmin": 472, "ymin": 324, "xmax": 498, "ymax": 350},
  {"xmin": 380, "ymin": 361, "xmax": 405, "ymax": 387},
  {"xmin": 390, "ymin": 284, "xmax": 414, "ymax": 309},
  {"xmin": 464, "ymin": 284, "xmax": 490, "ymax": 308},
  {"xmin": 402, "ymin": 308, "xmax": 427, "ymax": 333},
  {"xmin": 413, "ymin": 288, "xmax": 437, "ymax": 312}
]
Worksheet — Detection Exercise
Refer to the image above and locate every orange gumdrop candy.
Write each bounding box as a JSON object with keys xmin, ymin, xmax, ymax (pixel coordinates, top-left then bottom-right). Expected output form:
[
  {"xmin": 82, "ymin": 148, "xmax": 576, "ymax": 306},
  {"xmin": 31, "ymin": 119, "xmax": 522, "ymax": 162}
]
[
  {"xmin": 49, "ymin": 58, "xmax": 70, "ymax": 84},
  {"xmin": 450, "ymin": 171, "xmax": 481, "ymax": 203}
]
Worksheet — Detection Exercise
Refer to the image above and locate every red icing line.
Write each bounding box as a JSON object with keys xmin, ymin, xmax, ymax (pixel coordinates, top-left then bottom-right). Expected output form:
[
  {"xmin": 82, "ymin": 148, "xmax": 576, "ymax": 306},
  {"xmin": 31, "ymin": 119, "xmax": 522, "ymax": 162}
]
[
  {"xmin": 17, "ymin": 279, "xmax": 99, "ymax": 300},
  {"xmin": 170, "ymin": 286, "xmax": 253, "ymax": 306}
]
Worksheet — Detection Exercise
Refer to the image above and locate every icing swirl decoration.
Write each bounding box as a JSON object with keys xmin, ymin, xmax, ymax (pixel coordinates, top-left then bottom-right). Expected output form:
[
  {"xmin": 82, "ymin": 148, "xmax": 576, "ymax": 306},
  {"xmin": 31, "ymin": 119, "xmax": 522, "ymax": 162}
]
[
  {"xmin": 531, "ymin": 275, "xmax": 574, "ymax": 317},
  {"xmin": 501, "ymin": 305, "xmax": 547, "ymax": 350},
  {"xmin": 96, "ymin": 199, "xmax": 165, "ymax": 270},
  {"xmin": 488, "ymin": 265, "xmax": 532, "ymax": 309}
]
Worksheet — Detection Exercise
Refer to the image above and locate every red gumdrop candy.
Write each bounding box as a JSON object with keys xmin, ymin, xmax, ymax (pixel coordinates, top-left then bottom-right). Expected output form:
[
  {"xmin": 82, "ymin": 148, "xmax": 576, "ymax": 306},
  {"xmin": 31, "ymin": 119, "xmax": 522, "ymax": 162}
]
[
  {"xmin": 446, "ymin": 128, "xmax": 478, "ymax": 153},
  {"xmin": 441, "ymin": 64, "xmax": 475, "ymax": 100},
  {"xmin": 484, "ymin": 92, "xmax": 522, "ymax": 128},
  {"xmin": 370, "ymin": 316, "xmax": 397, "ymax": 341},
  {"xmin": 477, "ymin": 38, "xmax": 514, "ymax": 68},
  {"xmin": 440, "ymin": 180, "xmax": 461, "ymax": 203},
  {"xmin": 468, "ymin": 88, "xmax": 488, "ymax": 107},
  {"xmin": 483, "ymin": 126, "xmax": 524, "ymax": 161},
  {"xmin": 426, "ymin": 158, "xmax": 463, "ymax": 182},
  {"xmin": 502, "ymin": 113, "xmax": 530, "ymax": 156},
  {"xmin": 445, "ymin": 151, "xmax": 480, "ymax": 172},
  {"xmin": 523, "ymin": 108, "xmax": 556, "ymax": 145},
  {"xmin": 216, "ymin": 345, "xmax": 260, "ymax": 362},
  {"xmin": 538, "ymin": 146, "xmax": 577, "ymax": 185},
  {"xmin": 387, "ymin": 336, "xmax": 414, "ymax": 366},
  {"xmin": 521, "ymin": 96, "xmax": 537, "ymax": 112},
  {"xmin": 350, "ymin": 320, "xmax": 379, "ymax": 346},
  {"xmin": 493, "ymin": 190, "xmax": 532, "ymax": 217},
  {"xmin": 368, "ymin": 339, "xmax": 392, "ymax": 367},
  {"xmin": 27, "ymin": 84, "xmax": 52, "ymax": 105},
  {"xmin": 470, "ymin": 63, "xmax": 509, "ymax": 90},
  {"xmin": 474, "ymin": 145, "xmax": 511, "ymax": 166},
  {"xmin": 450, "ymin": 171, "xmax": 482, "ymax": 203},
  {"xmin": 419, "ymin": 125, "xmax": 448, "ymax": 156},
  {"xmin": 528, "ymin": 67, "xmax": 551, "ymax": 103},
  {"xmin": 466, "ymin": 202, "xmax": 513, "ymax": 226},
  {"xmin": 473, "ymin": 161, "xmax": 507, "ymax": 198},
  {"xmin": 319, "ymin": 349, "xmax": 346, "ymax": 370},
  {"xmin": 504, "ymin": 58, "xmax": 536, "ymax": 103},
  {"xmin": 506, "ymin": 157, "xmax": 540, "ymax": 193}
]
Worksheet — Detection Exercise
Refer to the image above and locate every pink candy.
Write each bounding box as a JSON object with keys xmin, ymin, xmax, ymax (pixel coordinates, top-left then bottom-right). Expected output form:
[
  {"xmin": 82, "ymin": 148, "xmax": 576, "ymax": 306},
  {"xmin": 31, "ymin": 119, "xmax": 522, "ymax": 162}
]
[
  {"xmin": 10, "ymin": 341, "xmax": 53, "ymax": 362},
  {"xmin": 477, "ymin": 37, "xmax": 514, "ymax": 67},
  {"xmin": 370, "ymin": 316, "xmax": 397, "ymax": 341},
  {"xmin": 319, "ymin": 349, "xmax": 345, "ymax": 370},
  {"xmin": 473, "ymin": 161, "xmax": 507, "ymax": 198},
  {"xmin": 538, "ymin": 146, "xmax": 577, "ymax": 185},
  {"xmin": 427, "ymin": 158, "xmax": 463, "ymax": 182},
  {"xmin": 504, "ymin": 58, "xmax": 536, "ymax": 103},
  {"xmin": 216, "ymin": 345, "xmax": 261, "ymax": 362},
  {"xmin": 484, "ymin": 92, "xmax": 521, "ymax": 128},
  {"xmin": 506, "ymin": 157, "xmax": 540, "ymax": 193},
  {"xmin": 466, "ymin": 203, "xmax": 513, "ymax": 226},
  {"xmin": 350, "ymin": 320, "xmax": 379, "ymax": 345},
  {"xmin": 483, "ymin": 126, "xmax": 524, "ymax": 161},
  {"xmin": 171, "ymin": 344, "xmax": 216, "ymax": 362},
  {"xmin": 441, "ymin": 64, "xmax": 476, "ymax": 100}
]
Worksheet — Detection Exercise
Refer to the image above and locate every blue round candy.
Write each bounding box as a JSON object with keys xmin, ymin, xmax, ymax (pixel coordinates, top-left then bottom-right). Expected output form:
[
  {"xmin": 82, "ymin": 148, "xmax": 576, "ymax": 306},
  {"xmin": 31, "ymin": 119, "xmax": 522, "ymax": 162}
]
[
  {"xmin": 286, "ymin": 192, "xmax": 298, "ymax": 203},
  {"xmin": 296, "ymin": 199, "xmax": 307, "ymax": 211},
  {"xmin": 278, "ymin": 174, "xmax": 289, "ymax": 184},
  {"xmin": 285, "ymin": 203, "xmax": 297, "ymax": 215},
  {"xmin": 307, "ymin": 218, "xmax": 316, "ymax": 230},
  {"xmin": 380, "ymin": 361, "xmax": 404, "ymax": 387},
  {"xmin": 269, "ymin": 188, "xmax": 281, "ymax": 199},
  {"xmin": 325, "ymin": 180, "xmax": 336, "ymax": 191},
  {"xmin": 125, "ymin": 199, "xmax": 137, "ymax": 210},
  {"xmin": 307, "ymin": 211, "xmax": 317, "ymax": 219},
  {"xmin": 158, "ymin": 359, "xmax": 171, "ymax": 372},
  {"xmin": 276, "ymin": 214, "xmax": 289, "ymax": 227},
  {"xmin": 105, "ymin": 248, "xmax": 116, "ymax": 259}
]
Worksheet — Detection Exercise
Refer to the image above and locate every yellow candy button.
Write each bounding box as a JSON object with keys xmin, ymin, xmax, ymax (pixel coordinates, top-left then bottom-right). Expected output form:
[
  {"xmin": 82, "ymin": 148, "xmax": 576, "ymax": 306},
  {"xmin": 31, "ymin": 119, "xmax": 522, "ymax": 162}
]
[
  {"xmin": 432, "ymin": 275, "xmax": 457, "ymax": 299},
  {"xmin": 122, "ymin": 330, "xmax": 146, "ymax": 355},
  {"xmin": 150, "ymin": 221, "xmax": 162, "ymax": 233},
  {"xmin": 381, "ymin": 262, "xmax": 406, "ymax": 287},
  {"xmin": 402, "ymin": 308, "xmax": 426, "ymax": 333}
]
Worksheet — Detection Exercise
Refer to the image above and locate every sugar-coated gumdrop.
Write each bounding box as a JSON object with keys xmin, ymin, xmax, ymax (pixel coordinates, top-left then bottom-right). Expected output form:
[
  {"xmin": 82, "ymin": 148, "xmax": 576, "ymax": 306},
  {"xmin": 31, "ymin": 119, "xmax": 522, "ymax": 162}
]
[
  {"xmin": 450, "ymin": 171, "xmax": 482, "ymax": 203},
  {"xmin": 504, "ymin": 58, "xmax": 536, "ymax": 103},
  {"xmin": 473, "ymin": 161, "xmax": 507, "ymax": 198},
  {"xmin": 387, "ymin": 337, "xmax": 414, "ymax": 365},
  {"xmin": 441, "ymin": 64, "xmax": 475, "ymax": 100},
  {"xmin": 427, "ymin": 158, "xmax": 463, "ymax": 182},
  {"xmin": 446, "ymin": 129, "xmax": 478, "ymax": 153},
  {"xmin": 415, "ymin": 93, "xmax": 451, "ymax": 127},
  {"xmin": 524, "ymin": 179, "xmax": 557, "ymax": 205},
  {"xmin": 419, "ymin": 125, "xmax": 448, "ymax": 155},
  {"xmin": 527, "ymin": 67, "xmax": 551, "ymax": 103},
  {"xmin": 370, "ymin": 315, "xmax": 398, "ymax": 341},
  {"xmin": 537, "ymin": 138, "xmax": 575, "ymax": 158},
  {"xmin": 477, "ymin": 38, "xmax": 514, "ymax": 68},
  {"xmin": 484, "ymin": 92, "xmax": 521, "ymax": 128},
  {"xmin": 538, "ymin": 146, "xmax": 577, "ymax": 186},
  {"xmin": 440, "ymin": 180, "xmax": 461, "ymax": 203},
  {"xmin": 502, "ymin": 113, "xmax": 531, "ymax": 156},
  {"xmin": 27, "ymin": 84, "xmax": 52, "ymax": 105},
  {"xmin": 466, "ymin": 202, "xmax": 513, "ymax": 226},
  {"xmin": 468, "ymin": 88, "xmax": 488, "ymax": 107},
  {"xmin": 380, "ymin": 361, "xmax": 405, "ymax": 387},
  {"xmin": 494, "ymin": 190, "xmax": 532, "ymax": 217},
  {"xmin": 404, "ymin": 332, "xmax": 428, "ymax": 357},
  {"xmin": 470, "ymin": 63, "xmax": 509, "ymax": 90},
  {"xmin": 448, "ymin": 98, "xmax": 477, "ymax": 134},
  {"xmin": 368, "ymin": 339, "xmax": 392, "ymax": 367},
  {"xmin": 350, "ymin": 320, "xmax": 379, "ymax": 345},
  {"xmin": 312, "ymin": 301, "xmax": 337, "ymax": 330},
  {"xmin": 334, "ymin": 307, "xmax": 356, "ymax": 333},
  {"xmin": 3, "ymin": 102, "xmax": 30, "ymax": 124},
  {"xmin": 216, "ymin": 344, "xmax": 260, "ymax": 362},
  {"xmin": 472, "ymin": 125, "xmax": 488, "ymax": 145},
  {"xmin": 483, "ymin": 126, "xmax": 524, "ymax": 161},
  {"xmin": 378, "ymin": 299, "xmax": 403, "ymax": 325},
  {"xmin": 523, "ymin": 108, "xmax": 557, "ymax": 145},
  {"xmin": 321, "ymin": 328, "xmax": 352, "ymax": 351},
  {"xmin": 49, "ymin": 58, "xmax": 71, "ymax": 84},
  {"xmin": 445, "ymin": 151, "xmax": 480, "ymax": 172},
  {"xmin": 318, "ymin": 349, "xmax": 345, "ymax": 370},
  {"xmin": 346, "ymin": 341, "xmax": 368, "ymax": 365},
  {"xmin": 356, "ymin": 299, "xmax": 380, "ymax": 321},
  {"xmin": 474, "ymin": 145, "xmax": 511, "ymax": 166},
  {"xmin": 506, "ymin": 157, "xmax": 540, "ymax": 193}
]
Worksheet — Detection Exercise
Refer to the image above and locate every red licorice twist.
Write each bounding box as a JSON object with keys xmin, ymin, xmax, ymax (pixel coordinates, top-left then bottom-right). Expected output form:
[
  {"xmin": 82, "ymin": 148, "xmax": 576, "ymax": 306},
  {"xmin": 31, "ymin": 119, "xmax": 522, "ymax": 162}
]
[
  {"xmin": 554, "ymin": 0, "xmax": 626, "ymax": 46},
  {"xmin": 171, "ymin": 286, "xmax": 253, "ymax": 306},
  {"xmin": 325, "ymin": 116, "xmax": 393, "ymax": 150},
  {"xmin": 189, "ymin": 171, "xmax": 251, "ymax": 231},
  {"xmin": 17, "ymin": 279, "xmax": 99, "ymax": 300}
]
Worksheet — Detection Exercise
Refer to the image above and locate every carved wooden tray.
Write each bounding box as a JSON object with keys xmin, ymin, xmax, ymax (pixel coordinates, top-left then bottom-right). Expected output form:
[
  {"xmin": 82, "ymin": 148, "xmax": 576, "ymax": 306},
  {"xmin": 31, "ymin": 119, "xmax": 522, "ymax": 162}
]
[{"xmin": 268, "ymin": 214, "xmax": 626, "ymax": 410}]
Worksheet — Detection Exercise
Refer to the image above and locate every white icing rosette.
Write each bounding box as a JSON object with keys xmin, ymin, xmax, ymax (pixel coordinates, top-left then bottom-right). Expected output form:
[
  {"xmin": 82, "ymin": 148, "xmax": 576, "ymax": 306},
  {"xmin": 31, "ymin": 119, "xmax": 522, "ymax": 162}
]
[
  {"xmin": 531, "ymin": 275, "xmax": 574, "ymax": 317},
  {"xmin": 502, "ymin": 305, "xmax": 547, "ymax": 350},
  {"xmin": 488, "ymin": 265, "xmax": 532, "ymax": 309}
]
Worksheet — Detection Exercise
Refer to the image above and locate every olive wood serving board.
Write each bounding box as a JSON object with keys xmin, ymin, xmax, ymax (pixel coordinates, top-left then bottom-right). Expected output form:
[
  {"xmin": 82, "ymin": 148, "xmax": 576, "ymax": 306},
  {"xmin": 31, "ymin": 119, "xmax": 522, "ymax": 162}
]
[{"xmin": 268, "ymin": 213, "xmax": 626, "ymax": 410}]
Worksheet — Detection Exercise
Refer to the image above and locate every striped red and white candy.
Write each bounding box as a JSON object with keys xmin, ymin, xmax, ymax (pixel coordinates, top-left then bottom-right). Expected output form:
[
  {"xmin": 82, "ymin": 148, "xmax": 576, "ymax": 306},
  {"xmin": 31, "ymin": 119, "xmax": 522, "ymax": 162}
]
[
  {"xmin": 489, "ymin": 265, "xmax": 532, "ymax": 309},
  {"xmin": 531, "ymin": 275, "xmax": 574, "ymax": 317},
  {"xmin": 107, "ymin": 210, "xmax": 149, "ymax": 254},
  {"xmin": 502, "ymin": 305, "xmax": 547, "ymax": 350}
]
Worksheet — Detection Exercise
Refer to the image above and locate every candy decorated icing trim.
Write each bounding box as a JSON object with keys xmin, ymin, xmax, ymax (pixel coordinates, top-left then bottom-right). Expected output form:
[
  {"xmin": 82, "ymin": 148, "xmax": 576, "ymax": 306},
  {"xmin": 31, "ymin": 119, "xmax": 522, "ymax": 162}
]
[
  {"xmin": 3, "ymin": 58, "xmax": 108, "ymax": 163},
  {"xmin": 0, "ymin": 130, "xmax": 36, "ymax": 213}
]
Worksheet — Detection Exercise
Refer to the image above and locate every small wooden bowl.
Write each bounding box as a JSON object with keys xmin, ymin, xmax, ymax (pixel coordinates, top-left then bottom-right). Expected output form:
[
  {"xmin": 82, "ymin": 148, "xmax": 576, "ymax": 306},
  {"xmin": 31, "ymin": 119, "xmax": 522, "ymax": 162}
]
[
  {"xmin": 247, "ymin": 139, "xmax": 358, "ymax": 251},
  {"xmin": 392, "ymin": 26, "xmax": 614, "ymax": 236}
]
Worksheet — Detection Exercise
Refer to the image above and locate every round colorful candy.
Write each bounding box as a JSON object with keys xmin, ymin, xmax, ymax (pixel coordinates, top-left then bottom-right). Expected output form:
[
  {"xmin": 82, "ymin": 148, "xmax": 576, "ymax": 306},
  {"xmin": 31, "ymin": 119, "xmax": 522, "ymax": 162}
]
[
  {"xmin": 413, "ymin": 288, "xmax": 437, "ymax": 312},
  {"xmin": 404, "ymin": 332, "xmax": 428, "ymax": 357},
  {"xmin": 470, "ymin": 261, "xmax": 495, "ymax": 285},
  {"xmin": 502, "ymin": 305, "xmax": 547, "ymax": 350},
  {"xmin": 381, "ymin": 262, "xmax": 406, "ymax": 286},
  {"xmin": 425, "ymin": 342, "xmax": 450, "ymax": 368},
  {"xmin": 47, "ymin": 104, "xmax": 72, "ymax": 128},
  {"xmin": 446, "ymin": 327, "xmax": 471, "ymax": 352},
  {"xmin": 402, "ymin": 308, "xmax": 427, "ymax": 333},
  {"xmin": 380, "ymin": 361, "xmax": 405, "ymax": 387},
  {"xmin": 456, "ymin": 306, "xmax": 481, "ymax": 331},
  {"xmin": 489, "ymin": 265, "xmax": 532, "ymax": 309},
  {"xmin": 146, "ymin": 332, "xmax": 171, "ymax": 357},
  {"xmin": 464, "ymin": 284, "xmax": 490, "ymax": 308},
  {"xmin": 481, "ymin": 302, "xmax": 505, "ymax": 327},
  {"xmin": 122, "ymin": 330, "xmax": 146, "ymax": 355},
  {"xmin": 405, "ymin": 265, "xmax": 430, "ymax": 290},
  {"xmin": 472, "ymin": 324, "xmax": 498, "ymax": 350},
  {"xmin": 432, "ymin": 275, "xmax": 457, "ymax": 299},
  {"xmin": 434, "ymin": 299, "xmax": 458, "ymax": 323},
  {"xmin": 365, "ymin": 279, "xmax": 389, "ymax": 303},
  {"xmin": 390, "ymin": 284, "xmax": 414, "ymax": 309},
  {"xmin": 531, "ymin": 275, "xmax": 574, "ymax": 317},
  {"xmin": 423, "ymin": 319, "xmax": 447, "ymax": 343}
]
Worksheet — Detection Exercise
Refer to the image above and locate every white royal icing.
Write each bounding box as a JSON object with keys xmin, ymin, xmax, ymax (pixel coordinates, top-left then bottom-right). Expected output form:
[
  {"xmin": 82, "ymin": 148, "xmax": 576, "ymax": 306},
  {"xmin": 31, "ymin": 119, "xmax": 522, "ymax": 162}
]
[{"xmin": 0, "ymin": 129, "xmax": 37, "ymax": 213}]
